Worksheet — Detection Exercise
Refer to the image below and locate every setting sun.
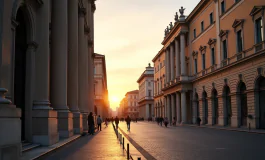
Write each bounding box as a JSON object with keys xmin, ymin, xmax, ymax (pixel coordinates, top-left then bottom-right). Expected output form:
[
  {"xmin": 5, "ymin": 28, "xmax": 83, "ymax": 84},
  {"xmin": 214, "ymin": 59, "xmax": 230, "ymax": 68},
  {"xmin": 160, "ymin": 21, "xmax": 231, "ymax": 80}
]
[{"xmin": 111, "ymin": 96, "xmax": 119, "ymax": 103}]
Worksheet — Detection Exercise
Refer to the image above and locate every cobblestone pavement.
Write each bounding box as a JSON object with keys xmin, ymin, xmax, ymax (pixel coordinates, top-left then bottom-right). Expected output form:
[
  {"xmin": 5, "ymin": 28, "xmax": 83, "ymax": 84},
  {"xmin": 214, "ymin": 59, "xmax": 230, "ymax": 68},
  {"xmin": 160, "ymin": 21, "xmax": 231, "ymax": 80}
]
[
  {"xmin": 118, "ymin": 121, "xmax": 265, "ymax": 160},
  {"xmin": 43, "ymin": 125, "xmax": 127, "ymax": 160}
]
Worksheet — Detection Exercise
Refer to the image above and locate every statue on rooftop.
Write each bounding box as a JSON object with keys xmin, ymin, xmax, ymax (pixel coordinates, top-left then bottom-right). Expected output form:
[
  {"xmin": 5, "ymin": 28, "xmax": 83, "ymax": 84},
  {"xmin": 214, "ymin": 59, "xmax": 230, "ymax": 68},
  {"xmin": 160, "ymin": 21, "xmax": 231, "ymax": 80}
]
[
  {"xmin": 169, "ymin": 22, "xmax": 173, "ymax": 30},
  {"xmin": 179, "ymin": 6, "xmax": 185, "ymax": 16},
  {"xmin": 175, "ymin": 12, "xmax": 179, "ymax": 22}
]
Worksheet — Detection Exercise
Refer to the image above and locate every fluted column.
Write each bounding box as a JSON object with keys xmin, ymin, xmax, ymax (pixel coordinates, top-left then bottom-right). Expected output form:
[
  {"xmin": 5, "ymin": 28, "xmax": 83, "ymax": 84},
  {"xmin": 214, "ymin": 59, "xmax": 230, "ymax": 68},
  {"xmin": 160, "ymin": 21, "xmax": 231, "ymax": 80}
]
[
  {"xmin": 170, "ymin": 44, "xmax": 174, "ymax": 81},
  {"xmin": 175, "ymin": 39, "xmax": 180, "ymax": 77},
  {"xmin": 176, "ymin": 92, "xmax": 181, "ymax": 123},
  {"xmin": 181, "ymin": 91, "xmax": 187, "ymax": 123},
  {"xmin": 180, "ymin": 33, "xmax": 186, "ymax": 76},
  {"xmin": 51, "ymin": 0, "xmax": 73, "ymax": 138}
]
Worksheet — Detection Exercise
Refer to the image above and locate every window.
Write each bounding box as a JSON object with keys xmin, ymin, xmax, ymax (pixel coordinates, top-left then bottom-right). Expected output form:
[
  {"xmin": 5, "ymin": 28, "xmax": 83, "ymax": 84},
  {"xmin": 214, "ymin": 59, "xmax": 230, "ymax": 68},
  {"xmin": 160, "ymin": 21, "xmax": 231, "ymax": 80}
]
[
  {"xmin": 201, "ymin": 21, "xmax": 204, "ymax": 32},
  {"xmin": 202, "ymin": 54, "xmax": 206, "ymax": 70},
  {"xmin": 211, "ymin": 47, "xmax": 215, "ymax": 65},
  {"xmin": 209, "ymin": 13, "xmax": 213, "ymax": 24},
  {"xmin": 255, "ymin": 18, "xmax": 263, "ymax": 44},
  {"xmin": 148, "ymin": 90, "xmax": 151, "ymax": 97},
  {"xmin": 223, "ymin": 40, "xmax": 228, "ymax": 59},
  {"xmin": 160, "ymin": 63, "xmax": 162, "ymax": 68},
  {"xmin": 194, "ymin": 59, "xmax": 198, "ymax": 73},
  {"xmin": 237, "ymin": 30, "xmax": 243, "ymax": 52},
  {"xmin": 221, "ymin": 1, "xmax": 225, "ymax": 14},
  {"xmin": 193, "ymin": 29, "xmax": 196, "ymax": 38},
  {"xmin": 148, "ymin": 82, "xmax": 151, "ymax": 86}
]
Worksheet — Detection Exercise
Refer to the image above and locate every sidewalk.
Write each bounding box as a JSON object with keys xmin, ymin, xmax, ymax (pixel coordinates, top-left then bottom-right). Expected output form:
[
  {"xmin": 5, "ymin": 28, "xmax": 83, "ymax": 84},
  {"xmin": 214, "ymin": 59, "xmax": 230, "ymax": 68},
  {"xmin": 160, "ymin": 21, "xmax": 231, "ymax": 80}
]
[
  {"xmin": 141, "ymin": 121, "xmax": 265, "ymax": 134},
  {"xmin": 42, "ymin": 124, "xmax": 127, "ymax": 160}
]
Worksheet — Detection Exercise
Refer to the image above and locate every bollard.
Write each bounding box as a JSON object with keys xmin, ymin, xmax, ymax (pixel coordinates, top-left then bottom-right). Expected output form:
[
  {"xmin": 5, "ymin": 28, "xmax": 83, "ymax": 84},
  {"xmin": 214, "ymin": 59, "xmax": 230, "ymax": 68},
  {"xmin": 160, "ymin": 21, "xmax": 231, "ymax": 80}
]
[
  {"xmin": 127, "ymin": 143, "xmax": 130, "ymax": 159},
  {"xmin": 248, "ymin": 123, "xmax": 251, "ymax": 131},
  {"xmin": 123, "ymin": 137, "xmax": 125, "ymax": 149}
]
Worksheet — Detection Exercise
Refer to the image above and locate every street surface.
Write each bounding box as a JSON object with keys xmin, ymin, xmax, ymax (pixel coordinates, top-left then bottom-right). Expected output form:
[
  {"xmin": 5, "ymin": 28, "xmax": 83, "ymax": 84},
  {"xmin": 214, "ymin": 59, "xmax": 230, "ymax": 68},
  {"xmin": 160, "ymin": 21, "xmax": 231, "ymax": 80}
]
[
  {"xmin": 119, "ymin": 121, "xmax": 265, "ymax": 160},
  {"xmin": 43, "ymin": 125, "xmax": 126, "ymax": 160}
]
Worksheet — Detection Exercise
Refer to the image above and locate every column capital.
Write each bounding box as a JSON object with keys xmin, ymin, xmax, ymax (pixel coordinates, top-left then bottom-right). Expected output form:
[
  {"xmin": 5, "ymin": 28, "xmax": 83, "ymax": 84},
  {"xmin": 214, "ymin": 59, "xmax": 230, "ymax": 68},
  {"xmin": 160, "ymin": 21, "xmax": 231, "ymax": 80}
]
[
  {"xmin": 179, "ymin": 30, "xmax": 188, "ymax": 35},
  {"xmin": 78, "ymin": 7, "xmax": 86, "ymax": 17},
  {"xmin": 0, "ymin": 88, "xmax": 12, "ymax": 104}
]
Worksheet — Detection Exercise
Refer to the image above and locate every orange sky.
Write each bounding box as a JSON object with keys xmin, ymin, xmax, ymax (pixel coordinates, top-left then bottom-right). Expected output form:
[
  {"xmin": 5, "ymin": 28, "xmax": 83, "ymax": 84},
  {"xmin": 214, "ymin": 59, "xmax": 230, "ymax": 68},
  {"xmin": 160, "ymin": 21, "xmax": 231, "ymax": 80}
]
[{"xmin": 94, "ymin": 0, "xmax": 200, "ymax": 111}]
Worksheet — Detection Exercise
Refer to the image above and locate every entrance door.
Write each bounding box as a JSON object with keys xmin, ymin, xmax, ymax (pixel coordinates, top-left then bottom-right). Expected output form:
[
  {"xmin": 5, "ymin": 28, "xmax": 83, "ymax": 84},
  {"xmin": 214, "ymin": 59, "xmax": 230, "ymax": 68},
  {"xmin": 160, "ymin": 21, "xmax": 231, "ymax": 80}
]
[
  {"xmin": 14, "ymin": 8, "xmax": 27, "ymax": 140},
  {"xmin": 259, "ymin": 78, "xmax": 265, "ymax": 129}
]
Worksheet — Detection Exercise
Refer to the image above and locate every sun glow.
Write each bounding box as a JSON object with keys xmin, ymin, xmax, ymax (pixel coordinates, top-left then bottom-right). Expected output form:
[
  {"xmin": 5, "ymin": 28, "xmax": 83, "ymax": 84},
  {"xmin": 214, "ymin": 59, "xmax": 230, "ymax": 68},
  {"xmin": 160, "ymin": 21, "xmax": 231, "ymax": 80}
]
[{"xmin": 111, "ymin": 96, "xmax": 119, "ymax": 103}]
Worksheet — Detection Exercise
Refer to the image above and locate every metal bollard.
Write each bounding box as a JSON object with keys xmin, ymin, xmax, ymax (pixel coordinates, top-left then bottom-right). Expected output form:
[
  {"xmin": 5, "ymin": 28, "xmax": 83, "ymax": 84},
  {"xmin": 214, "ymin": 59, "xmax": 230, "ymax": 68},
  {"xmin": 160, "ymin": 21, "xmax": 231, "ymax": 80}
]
[
  {"xmin": 123, "ymin": 137, "xmax": 125, "ymax": 149},
  {"xmin": 127, "ymin": 143, "xmax": 130, "ymax": 159}
]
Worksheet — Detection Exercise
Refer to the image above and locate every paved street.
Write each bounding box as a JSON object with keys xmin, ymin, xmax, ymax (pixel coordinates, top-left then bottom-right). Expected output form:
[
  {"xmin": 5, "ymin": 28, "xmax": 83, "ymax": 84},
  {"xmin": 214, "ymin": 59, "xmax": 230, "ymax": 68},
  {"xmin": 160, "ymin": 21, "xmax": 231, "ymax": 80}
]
[
  {"xmin": 119, "ymin": 121, "xmax": 265, "ymax": 160},
  {"xmin": 42, "ymin": 125, "xmax": 126, "ymax": 160}
]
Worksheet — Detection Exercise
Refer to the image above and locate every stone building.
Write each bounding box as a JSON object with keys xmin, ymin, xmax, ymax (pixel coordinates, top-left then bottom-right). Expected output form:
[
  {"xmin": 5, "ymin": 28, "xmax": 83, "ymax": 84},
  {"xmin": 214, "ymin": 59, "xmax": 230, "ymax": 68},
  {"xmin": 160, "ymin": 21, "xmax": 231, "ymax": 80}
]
[
  {"xmin": 0, "ymin": 0, "xmax": 96, "ymax": 159},
  {"xmin": 123, "ymin": 90, "xmax": 139, "ymax": 119},
  {"xmin": 153, "ymin": 0, "xmax": 265, "ymax": 130},
  {"xmin": 137, "ymin": 63, "xmax": 154, "ymax": 119},
  {"xmin": 94, "ymin": 53, "xmax": 110, "ymax": 120}
]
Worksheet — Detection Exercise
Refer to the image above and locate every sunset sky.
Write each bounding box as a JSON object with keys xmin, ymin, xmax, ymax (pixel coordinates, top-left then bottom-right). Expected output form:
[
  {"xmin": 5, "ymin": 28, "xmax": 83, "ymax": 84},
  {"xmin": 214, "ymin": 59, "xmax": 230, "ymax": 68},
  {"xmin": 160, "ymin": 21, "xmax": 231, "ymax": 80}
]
[{"xmin": 94, "ymin": 0, "xmax": 200, "ymax": 110}]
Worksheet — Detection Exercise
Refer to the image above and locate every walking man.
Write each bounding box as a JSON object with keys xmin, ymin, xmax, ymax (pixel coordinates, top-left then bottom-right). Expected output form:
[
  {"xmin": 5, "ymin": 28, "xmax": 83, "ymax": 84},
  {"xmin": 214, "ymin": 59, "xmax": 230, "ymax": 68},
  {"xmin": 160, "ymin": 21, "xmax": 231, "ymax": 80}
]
[
  {"xmin": 97, "ymin": 115, "xmax": 102, "ymax": 131},
  {"xmin": 114, "ymin": 116, "xmax": 119, "ymax": 130},
  {"xmin": 125, "ymin": 115, "xmax": 131, "ymax": 131}
]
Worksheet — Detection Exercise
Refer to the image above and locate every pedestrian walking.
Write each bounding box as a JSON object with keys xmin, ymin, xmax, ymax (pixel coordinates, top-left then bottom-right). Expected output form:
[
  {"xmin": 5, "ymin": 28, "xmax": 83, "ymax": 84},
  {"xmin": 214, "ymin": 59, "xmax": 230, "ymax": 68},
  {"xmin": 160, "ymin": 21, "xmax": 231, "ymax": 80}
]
[
  {"xmin": 197, "ymin": 117, "xmax": 201, "ymax": 126},
  {"xmin": 172, "ymin": 117, "xmax": 176, "ymax": 126},
  {"xmin": 87, "ymin": 112, "xmax": 94, "ymax": 135},
  {"xmin": 160, "ymin": 117, "xmax": 163, "ymax": 126},
  {"xmin": 114, "ymin": 116, "xmax": 119, "ymax": 130},
  {"xmin": 105, "ymin": 118, "xmax": 108, "ymax": 127},
  {"xmin": 125, "ymin": 115, "xmax": 131, "ymax": 131},
  {"xmin": 164, "ymin": 117, "xmax": 169, "ymax": 127},
  {"xmin": 97, "ymin": 115, "xmax": 102, "ymax": 131}
]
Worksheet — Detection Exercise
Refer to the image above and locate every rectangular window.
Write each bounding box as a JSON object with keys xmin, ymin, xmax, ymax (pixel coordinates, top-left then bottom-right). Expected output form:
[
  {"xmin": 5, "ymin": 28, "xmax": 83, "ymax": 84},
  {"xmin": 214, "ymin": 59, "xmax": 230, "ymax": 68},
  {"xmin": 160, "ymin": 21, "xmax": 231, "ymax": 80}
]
[
  {"xmin": 211, "ymin": 47, "xmax": 215, "ymax": 65},
  {"xmin": 210, "ymin": 13, "xmax": 213, "ymax": 24},
  {"xmin": 223, "ymin": 40, "xmax": 228, "ymax": 59},
  {"xmin": 256, "ymin": 18, "xmax": 263, "ymax": 44},
  {"xmin": 202, "ymin": 54, "xmax": 206, "ymax": 70},
  {"xmin": 148, "ymin": 82, "xmax": 151, "ymax": 86},
  {"xmin": 201, "ymin": 21, "xmax": 204, "ymax": 32},
  {"xmin": 194, "ymin": 59, "xmax": 198, "ymax": 73},
  {"xmin": 193, "ymin": 29, "xmax": 196, "ymax": 38},
  {"xmin": 221, "ymin": 1, "xmax": 225, "ymax": 14},
  {"xmin": 237, "ymin": 30, "xmax": 243, "ymax": 52},
  {"xmin": 148, "ymin": 90, "xmax": 151, "ymax": 97}
]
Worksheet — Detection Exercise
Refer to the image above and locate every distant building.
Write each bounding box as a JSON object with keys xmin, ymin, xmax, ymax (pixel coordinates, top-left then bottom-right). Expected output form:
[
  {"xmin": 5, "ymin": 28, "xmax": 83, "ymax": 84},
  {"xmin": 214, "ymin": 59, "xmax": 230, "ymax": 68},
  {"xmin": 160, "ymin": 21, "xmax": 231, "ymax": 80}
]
[
  {"xmin": 94, "ymin": 53, "xmax": 110, "ymax": 120},
  {"xmin": 137, "ymin": 63, "xmax": 154, "ymax": 119},
  {"xmin": 123, "ymin": 90, "xmax": 139, "ymax": 119}
]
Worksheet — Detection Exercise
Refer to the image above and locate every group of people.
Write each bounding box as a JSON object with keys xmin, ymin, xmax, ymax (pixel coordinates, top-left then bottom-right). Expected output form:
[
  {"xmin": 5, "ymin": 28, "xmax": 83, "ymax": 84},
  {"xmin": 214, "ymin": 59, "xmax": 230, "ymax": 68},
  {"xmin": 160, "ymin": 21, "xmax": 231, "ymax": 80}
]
[{"xmin": 155, "ymin": 117, "xmax": 179, "ymax": 127}]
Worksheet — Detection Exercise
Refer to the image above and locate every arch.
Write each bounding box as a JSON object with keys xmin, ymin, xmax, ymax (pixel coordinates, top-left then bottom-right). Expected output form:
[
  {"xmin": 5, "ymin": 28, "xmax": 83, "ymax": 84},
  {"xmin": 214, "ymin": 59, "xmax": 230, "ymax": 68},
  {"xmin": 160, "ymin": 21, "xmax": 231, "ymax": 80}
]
[
  {"xmin": 237, "ymin": 81, "xmax": 247, "ymax": 127},
  {"xmin": 254, "ymin": 75, "xmax": 265, "ymax": 129},
  {"xmin": 223, "ymin": 85, "xmax": 232, "ymax": 126},
  {"xmin": 12, "ymin": 0, "xmax": 35, "ymax": 43},
  {"xmin": 202, "ymin": 91, "xmax": 208, "ymax": 124},
  {"xmin": 211, "ymin": 88, "xmax": 219, "ymax": 125}
]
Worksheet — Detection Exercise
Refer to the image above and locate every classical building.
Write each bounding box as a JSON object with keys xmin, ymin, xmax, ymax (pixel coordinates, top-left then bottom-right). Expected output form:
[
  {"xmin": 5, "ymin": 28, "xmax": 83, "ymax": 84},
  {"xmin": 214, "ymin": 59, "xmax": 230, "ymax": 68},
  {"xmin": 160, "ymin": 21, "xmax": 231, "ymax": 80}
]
[
  {"xmin": 94, "ymin": 53, "xmax": 110, "ymax": 120},
  {"xmin": 123, "ymin": 90, "xmax": 139, "ymax": 119},
  {"xmin": 119, "ymin": 98, "xmax": 126, "ymax": 117},
  {"xmin": 0, "ymin": 0, "xmax": 96, "ymax": 159},
  {"xmin": 137, "ymin": 63, "xmax": 154, "ymax": 119},
  {"xmin": 153, "ymin": 0, "xmax": 265, "ymax": 130}
]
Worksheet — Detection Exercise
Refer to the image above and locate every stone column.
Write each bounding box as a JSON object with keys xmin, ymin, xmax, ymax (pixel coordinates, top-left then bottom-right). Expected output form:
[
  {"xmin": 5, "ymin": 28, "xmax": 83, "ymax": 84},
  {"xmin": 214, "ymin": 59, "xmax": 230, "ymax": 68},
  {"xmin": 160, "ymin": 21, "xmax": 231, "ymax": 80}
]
[
  {"xmin": 180, "ymin": 33, "xmax": 187, "ymax": 76},
  {"xmin": 170, "ymin": 44, "xmax": 175, "ymax": 81},
  {"xmin": 78, "ymin": 7, "xmax": 89, "ymax": 132},
  {"xmin": 171, "ymin": 94, "xmax": 175, "ymax": 123},
  {"xmin": 32, "ymin": 0, "xmax": 59, "ymax": 145},
  {"xmin": 166, "ymin": 95, "xmax": 170, "ymax": 119},
  {"xmin": 68, "ymin": 0, "xmax": 83, "ymax": 134},
  {"xmin": 231, "ymin": 94, "xmax": 238, "ymax": 127},
  {"xmin": 51, "ymin": 0, "xmax": 73, "ymax": 138},
  {"xmin": 181, "ymin": 91, "xmax": 187, "ymax": 123},
  {"xmin": 176, "ymin": 92, "xmax": 181, "ymax": 123},
  {"xmin": 0, "ymin": 89, "xmax": 21, "ymax": 159},
  {"xmin": 175, "ymin": 39, "xmax": 180, "ymax": 78},
  {"xmin": 192, "ymin": 100, "xmax": 198, "ymax": 124},
  {"xmin": 146, "ymin": 104, "xmax": 149, "ymax": 119},
  {"xmin": 165, "ymin": 49, "xmax": 169, "ymax": 83}
]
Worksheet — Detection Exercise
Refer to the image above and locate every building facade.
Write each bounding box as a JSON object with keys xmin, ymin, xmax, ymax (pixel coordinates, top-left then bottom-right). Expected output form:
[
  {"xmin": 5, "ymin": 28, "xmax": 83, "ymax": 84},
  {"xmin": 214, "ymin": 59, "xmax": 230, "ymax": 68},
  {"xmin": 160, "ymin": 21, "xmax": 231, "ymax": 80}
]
[
  {"xmin": 153, "ymin": 0, "xmax": 265, "ymax": 130},
  {"xmin": 0, "ymin": 0, "xmax": 96, "ymax": 158},
  {"xmin": 137, "ymin": 63, "xmax": 154, "ymax": 119},
  {"xmin": 94, "ymin": 53, "xmax": 110, "ymax": 120},
  {"xmin": 123, "ymin": 90, "xmax": 139, "ymax": 119}
]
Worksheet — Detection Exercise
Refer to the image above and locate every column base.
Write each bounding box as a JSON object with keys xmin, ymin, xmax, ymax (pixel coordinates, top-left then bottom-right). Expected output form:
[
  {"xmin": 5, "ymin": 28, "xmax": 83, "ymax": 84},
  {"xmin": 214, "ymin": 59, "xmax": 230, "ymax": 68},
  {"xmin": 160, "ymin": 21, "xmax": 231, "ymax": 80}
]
[
  {"xmin": 57, "ymin": 112, "xmax": 74, "ymax": 138},
  {"xmin": 82, "ymin": 113, "xmax": 88, "ymax": 133},
  {"xmin": 231, "ymin": 116, "xmax": 239, "ymax": 128},
  {"xmin": 0, "ymin": 104, "xmax": 21, "ymax": 160},
  {"xmin": 73, "ymin": 112, "xmax": 83, "ymax": 134},
  {"xmin": 208, "ymin": 116, "xmax": 213, "ymax": 125},
  {"xmin": 32, "ymin": 109, "xmax": 59, "ymax": 145},
  {"xmin": 218, "ymin": 116, "xmax": 226, "ymax": 126}
]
